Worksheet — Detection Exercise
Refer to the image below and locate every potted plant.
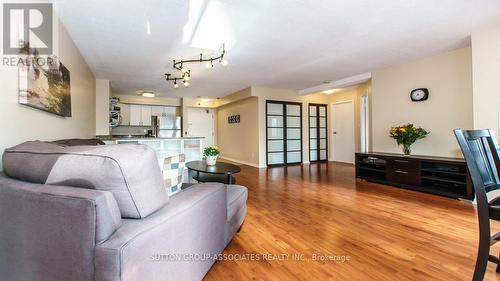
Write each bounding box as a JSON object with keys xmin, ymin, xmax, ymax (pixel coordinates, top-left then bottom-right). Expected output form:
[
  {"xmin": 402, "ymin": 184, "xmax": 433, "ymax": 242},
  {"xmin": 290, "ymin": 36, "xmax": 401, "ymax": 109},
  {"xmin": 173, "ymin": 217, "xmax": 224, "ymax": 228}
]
[
  {"xmin": 390, "ymin": 124, "xmax": 429, "ymax": 156},
  {"xmin": 203, "ymin": 146, "xmax": 220, "ymax": 165}
]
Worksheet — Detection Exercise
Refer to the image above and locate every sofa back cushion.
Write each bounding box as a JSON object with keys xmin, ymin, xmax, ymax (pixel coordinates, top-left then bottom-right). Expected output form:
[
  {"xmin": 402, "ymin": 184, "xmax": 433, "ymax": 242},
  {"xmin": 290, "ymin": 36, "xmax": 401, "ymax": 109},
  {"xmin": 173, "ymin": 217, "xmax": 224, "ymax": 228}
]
[{"xmin": 2, "ymin": 141, "xmax": 168, "ymax": 219}]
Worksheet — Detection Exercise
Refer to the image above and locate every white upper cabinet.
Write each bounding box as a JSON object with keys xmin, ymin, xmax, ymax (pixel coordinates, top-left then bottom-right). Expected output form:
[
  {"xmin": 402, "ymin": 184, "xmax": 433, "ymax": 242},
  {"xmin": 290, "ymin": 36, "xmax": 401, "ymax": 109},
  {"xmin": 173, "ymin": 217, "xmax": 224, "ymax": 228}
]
[
  {"xmin": 151, "ymin": 106, "xmax": 165, "ymax": 116},
  {"xmin": 120, "ymin": 103, "xmax": 131, "ymax": 126},
  {"xmin": 130, "ymin": 105, "xmax": 142, "ymax": 126},
  {"xmin": 123, "ymin": 104, "xmax": 175, "ymax": 126},
  {"xmin": 141, "ymin": 105, "xmax": 152, "ymax": 126}
]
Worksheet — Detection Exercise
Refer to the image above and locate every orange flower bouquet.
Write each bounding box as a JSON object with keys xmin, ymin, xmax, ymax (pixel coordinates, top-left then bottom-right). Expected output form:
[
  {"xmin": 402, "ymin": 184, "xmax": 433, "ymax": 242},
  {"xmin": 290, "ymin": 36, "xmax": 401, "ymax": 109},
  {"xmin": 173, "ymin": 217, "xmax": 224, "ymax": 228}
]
[{"xmin": 389, "ymin": 124, "xmax": 429, "ymax": 155}]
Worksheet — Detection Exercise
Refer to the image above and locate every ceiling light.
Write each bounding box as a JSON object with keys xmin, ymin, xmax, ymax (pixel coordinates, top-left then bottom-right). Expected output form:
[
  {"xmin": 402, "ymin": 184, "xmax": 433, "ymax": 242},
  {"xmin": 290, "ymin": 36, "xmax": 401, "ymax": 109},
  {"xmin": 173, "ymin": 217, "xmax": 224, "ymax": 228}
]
[
  {"xmin": 322, "ymin": 89, "xmax": 337, "ymax": 94},
  {"xmin": 174, "ymin": 82, "xmax": 179, "ymax": 89},
  {"xmin": 146, "ymin": 21, "xmax": 151, "ymax": 35},
  {"xmin": 141, "ymin": 92, "xmax": 155, "ymax": 98},
  {"xmin": 165, "ymin": 44, "xmax": 226, "ymax": 88}
]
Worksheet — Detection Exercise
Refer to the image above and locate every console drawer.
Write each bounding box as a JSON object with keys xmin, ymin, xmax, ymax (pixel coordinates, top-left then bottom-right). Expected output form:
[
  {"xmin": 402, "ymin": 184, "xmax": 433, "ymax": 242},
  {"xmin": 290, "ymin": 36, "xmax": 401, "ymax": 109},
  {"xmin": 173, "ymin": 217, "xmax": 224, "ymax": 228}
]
[
  {"xmin": 387, "ymin": 159, "xmax": 420, "ymax": 185},
  {"xmin": 389, "ymin": 159, "xmax": 418, "ymax": 172}
]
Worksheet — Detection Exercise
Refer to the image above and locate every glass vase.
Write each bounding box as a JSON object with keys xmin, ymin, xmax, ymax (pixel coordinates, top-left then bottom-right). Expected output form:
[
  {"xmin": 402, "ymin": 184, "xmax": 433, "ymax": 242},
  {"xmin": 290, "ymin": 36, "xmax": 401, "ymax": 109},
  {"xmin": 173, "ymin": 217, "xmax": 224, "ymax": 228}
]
[{"xmin": 402, "ymin": 144, "xmax": 411, "ymax": 156}]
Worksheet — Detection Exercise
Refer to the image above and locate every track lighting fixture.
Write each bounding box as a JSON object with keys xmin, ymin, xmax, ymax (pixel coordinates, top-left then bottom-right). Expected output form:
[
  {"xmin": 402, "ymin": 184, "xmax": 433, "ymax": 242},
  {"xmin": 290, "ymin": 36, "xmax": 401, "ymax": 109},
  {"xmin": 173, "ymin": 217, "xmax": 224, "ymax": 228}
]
[{"xmin": 165, "ymin": 44, "xmax": 226, "ymax": 88}]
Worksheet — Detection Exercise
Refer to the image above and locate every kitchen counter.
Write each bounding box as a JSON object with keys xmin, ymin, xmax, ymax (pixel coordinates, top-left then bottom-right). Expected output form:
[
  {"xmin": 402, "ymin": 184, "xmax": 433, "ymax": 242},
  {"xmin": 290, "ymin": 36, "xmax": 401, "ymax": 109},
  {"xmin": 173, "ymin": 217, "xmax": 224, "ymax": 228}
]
[
  {"xmin": 99, "ymin": 136, "xmax": 205, "ymax": 161},
  {"xmin": 97, "ymin": 135, "xmax": 205, "ymax": 141}
]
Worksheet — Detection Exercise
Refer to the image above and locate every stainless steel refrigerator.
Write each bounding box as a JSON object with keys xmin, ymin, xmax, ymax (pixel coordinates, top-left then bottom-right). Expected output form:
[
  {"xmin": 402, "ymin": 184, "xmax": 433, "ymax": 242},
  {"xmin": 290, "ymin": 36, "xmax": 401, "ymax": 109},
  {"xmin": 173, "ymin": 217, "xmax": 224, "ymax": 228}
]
[{"xmin": 153, "ymin": 116, "xmax": 182, "ymax": 138}]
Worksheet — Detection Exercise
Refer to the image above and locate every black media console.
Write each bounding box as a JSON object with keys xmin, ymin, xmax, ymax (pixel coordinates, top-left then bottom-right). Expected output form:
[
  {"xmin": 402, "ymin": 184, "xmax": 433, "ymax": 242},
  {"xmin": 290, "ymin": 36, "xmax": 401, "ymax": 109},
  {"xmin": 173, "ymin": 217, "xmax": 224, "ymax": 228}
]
[{"xmin": 355, "ymin": 152, "xmax": 473, "ymax": 200}]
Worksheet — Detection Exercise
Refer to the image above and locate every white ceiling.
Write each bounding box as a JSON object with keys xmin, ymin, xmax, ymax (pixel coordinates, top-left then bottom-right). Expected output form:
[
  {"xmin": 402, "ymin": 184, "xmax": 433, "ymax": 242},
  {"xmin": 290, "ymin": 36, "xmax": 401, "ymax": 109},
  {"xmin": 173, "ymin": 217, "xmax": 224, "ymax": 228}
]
[{"xmin": 54, "ymin": 0, "xmax": 500, "ymax": 98}]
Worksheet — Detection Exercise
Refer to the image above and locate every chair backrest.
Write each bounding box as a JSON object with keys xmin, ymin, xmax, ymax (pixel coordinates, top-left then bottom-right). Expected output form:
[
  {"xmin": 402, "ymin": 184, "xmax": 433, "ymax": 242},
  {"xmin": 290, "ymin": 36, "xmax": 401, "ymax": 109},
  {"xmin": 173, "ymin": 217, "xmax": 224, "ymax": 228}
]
[{"xmin": 454, "ymin": 129, "xmax": 500, "ymax": 206}]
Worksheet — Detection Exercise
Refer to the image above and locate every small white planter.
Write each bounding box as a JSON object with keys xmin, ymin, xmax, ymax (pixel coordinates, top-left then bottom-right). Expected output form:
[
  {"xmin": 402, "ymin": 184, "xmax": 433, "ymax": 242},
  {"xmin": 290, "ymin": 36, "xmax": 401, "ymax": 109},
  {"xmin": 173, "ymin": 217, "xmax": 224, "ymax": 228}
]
[{"xmin": 206, "ymin": 155, "xmax": 218, "ymax": 166}]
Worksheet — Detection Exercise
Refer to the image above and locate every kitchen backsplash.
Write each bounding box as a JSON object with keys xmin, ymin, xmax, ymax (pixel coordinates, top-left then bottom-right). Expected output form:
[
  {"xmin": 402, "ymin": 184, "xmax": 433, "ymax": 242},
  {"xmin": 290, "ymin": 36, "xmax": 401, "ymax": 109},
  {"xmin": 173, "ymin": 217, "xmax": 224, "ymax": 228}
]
[{"xmin": 110, "ymin": 126, "xmax": 151, "ymax": 136}]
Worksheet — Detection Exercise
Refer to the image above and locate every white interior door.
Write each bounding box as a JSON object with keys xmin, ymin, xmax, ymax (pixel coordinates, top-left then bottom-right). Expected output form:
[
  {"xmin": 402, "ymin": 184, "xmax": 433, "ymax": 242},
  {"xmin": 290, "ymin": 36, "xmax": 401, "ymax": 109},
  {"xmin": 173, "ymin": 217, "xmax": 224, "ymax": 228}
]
[
  {"xmin": 186, "ymin": 108, "xmax": 215, "ymax": 148},
  {"xmin": 331, "ymin": 101, "xmax": 355, "ymax": 164}
]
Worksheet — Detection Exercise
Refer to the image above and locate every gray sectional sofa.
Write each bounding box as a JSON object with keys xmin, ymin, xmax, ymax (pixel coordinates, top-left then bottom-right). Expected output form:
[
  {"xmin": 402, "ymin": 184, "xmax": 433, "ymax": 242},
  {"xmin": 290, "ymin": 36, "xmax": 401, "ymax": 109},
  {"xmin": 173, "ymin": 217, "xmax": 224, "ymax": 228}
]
[{"xmin": 0, "ymin": 141, "xmax": 248, "ymax": 281}]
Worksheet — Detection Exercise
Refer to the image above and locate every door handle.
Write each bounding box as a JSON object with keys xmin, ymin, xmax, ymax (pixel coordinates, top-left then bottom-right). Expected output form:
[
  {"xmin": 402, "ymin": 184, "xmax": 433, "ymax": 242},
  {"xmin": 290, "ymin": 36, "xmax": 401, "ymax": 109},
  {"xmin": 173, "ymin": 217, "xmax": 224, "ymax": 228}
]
[
  {"xmin": 333, "ymin": 132, "xmax": 337, "ymax": 135},
  {"xmin": 395, "ymin": 160, "xmax": 409, "ymax": 163},
  {"xmin": 395, "ymin": 170, "xmax": 409, "ymax": 174}
]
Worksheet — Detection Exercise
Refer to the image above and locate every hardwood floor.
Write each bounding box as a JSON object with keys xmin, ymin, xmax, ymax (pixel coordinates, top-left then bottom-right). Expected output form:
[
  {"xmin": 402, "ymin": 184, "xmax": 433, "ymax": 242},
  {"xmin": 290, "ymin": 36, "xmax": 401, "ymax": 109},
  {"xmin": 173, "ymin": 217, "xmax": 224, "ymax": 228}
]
[{"xmin": 204, "ymin": 162, "xmax": 500, "ymax": 281}]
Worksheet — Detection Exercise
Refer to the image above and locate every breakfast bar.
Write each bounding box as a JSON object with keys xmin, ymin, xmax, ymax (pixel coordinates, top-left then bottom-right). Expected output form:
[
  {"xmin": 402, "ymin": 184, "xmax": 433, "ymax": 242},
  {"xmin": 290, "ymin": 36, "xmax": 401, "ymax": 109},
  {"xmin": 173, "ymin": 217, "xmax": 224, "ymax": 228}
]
[{"xmin": 101, "ymin": 137, "xmax": 204, "ymax": 162}]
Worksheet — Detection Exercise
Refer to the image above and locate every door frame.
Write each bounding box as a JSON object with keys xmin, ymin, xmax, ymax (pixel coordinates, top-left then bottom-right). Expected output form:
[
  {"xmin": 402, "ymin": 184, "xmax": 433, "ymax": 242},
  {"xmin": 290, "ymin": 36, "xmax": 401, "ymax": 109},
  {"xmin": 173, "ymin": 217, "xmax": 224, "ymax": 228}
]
[
  {"xmin": 266, "ymin": 100, "xmax": 303, "ymax": 167},
  {"xmin": 360, "ymin": 92, "xmax": 370, "ymax": 153},
  {"xmin": 330, "ymin": 100, "xmax": 355, "ymax": 164}
]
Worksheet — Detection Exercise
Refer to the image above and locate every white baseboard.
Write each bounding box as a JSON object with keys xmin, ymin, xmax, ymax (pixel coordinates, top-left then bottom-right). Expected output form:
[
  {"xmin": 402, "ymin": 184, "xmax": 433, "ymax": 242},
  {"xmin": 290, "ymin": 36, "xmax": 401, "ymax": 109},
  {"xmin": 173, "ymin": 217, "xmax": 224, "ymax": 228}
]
[{"xmin": 219, "ymin": 156, "xmax": 265, "ymax": 168}]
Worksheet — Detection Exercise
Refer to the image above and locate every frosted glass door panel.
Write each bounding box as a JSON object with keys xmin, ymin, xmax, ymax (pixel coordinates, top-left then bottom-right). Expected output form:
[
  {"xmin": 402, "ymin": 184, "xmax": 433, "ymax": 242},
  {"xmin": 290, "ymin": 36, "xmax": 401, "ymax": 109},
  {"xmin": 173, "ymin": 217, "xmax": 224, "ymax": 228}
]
[
  {"xmin": 286, "ymin": 104, "xmax": 301, "ymax": 116},
  {"xmin": 267, "ymin": 116, "xmax": 283, "ymax": 127},
  {"xmin": 268, "ymin": 128, "xmax": 283, "ymax": 139},
  {"xmin": 310, "ymin": 150, "xmax": 318, "ymax": 161},
  {"xmin": 268, "ymin": 152, "xmax": 285, "ymax": 165},
  {"xmin": 287, "ymin": 140, "xmax": 301, "ymax": 151},
  {"xmin": 320, "ymin": 150, "xmax": 327, "ymax": 160},
  {"xmin": 319, "ymin": 128, "xmax": 327, "ymax": 138},
  {"xmin": 310, "ymin": 128, "xmax": 317, "ymax": 138},
  {"xmin": 267, "ymin": 103, "xmax": 283, "ymax": 115},
  {"xmin": 287, "ymin": 128, "xmax": 301, "ymax": 139},
  {"xmin": 268, "ymin": 140, "xmax": 284, "ymax": 152},
  {"xmin": 319, "ymin": 117, "xmax": 327, "ymax": 127},
  {"xmin": 287, "ymin": 152, "xmax": 302, "ymax": 163},
  {"xmin": 310, "ymin": 139, "xmax": 317, "ymax": 149},
  {"xmin": 287, "ymin": 116, "xmax": 301, "ymax": 127},
  {"xmin": 320, "ymin": 139, "xmax": 327, "ymax": 150},
  {"xmin": 310, "ymin": 106, "xmax": 317, "ymax": 116},
  {"xmin": 309, "ymin": 117, "xmax": 317, "ymax": 128},
  {"xmin": 319, "ymin": 107, "xmax": 326, "ymax": 117}
]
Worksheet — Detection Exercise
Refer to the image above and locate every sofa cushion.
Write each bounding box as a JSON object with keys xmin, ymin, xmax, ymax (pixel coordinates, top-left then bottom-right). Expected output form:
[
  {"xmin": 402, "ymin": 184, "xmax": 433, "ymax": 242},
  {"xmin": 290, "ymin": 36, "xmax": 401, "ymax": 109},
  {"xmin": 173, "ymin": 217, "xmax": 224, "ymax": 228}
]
[
  {"xmin": 2, "ymin": 141, "xmax": 168, "ymax": 219},
  {"xmin": 226, "ymin": 185, "xmax": 248, "ymax": 221}
]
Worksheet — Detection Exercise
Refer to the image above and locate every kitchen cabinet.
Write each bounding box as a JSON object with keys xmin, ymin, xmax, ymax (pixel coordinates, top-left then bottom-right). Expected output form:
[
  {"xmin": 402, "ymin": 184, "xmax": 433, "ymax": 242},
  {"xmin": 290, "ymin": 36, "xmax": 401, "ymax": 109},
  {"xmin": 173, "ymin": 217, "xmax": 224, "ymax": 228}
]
[
  {"xmin": 129, "ymin": 105, "xmax": 152, "ymax": 126},
  {"xmin": 141, "ymin": 105, "xmax": 152, "ymax": 126},
  {"xmin": 120, "ymin": 103, "xmax": 130, "ymax": 125},
  {"xmin": 151, "ymin": 106, "xmax": 165, "ymax": 116},
  {"xmin": 151, "ymin": 106, "xmax": 177, "ymax": 117},
  {"xmin": 130, "ymin": 105, "xmax": 142, "ymax": 126},
  {"xmin": 121, "ymin": 104, "xmax": 177, "ymax": 126}
]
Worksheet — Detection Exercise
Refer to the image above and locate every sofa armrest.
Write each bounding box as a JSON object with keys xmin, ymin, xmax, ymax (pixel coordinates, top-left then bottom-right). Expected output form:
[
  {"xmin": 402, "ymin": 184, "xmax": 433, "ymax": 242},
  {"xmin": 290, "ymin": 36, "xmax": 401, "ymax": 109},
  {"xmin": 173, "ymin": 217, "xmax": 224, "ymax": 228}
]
[
  {"xmin": 95, "ymin": 183, "xmax": 227, "ymax": 281},
  {"xmin": 0, "ymin": 175, "xmax": 122, "ymax": 281}
]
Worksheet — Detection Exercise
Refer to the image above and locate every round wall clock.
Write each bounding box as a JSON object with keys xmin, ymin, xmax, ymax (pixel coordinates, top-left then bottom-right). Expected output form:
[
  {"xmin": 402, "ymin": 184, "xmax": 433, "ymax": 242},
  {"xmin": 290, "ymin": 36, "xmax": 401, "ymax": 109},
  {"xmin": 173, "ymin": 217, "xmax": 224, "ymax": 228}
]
[{"xmin": 410, "ymin": 88, "xmax": 429, "ymax": 102}]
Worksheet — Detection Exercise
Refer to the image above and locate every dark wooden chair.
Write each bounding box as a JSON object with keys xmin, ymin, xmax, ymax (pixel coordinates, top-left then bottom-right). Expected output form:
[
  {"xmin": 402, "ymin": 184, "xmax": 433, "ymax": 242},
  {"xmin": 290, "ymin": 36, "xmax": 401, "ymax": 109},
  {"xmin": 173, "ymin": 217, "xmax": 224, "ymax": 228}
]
[{"xmin": 454, "ymin": 129, "xmax": 500, "ymax": 281}]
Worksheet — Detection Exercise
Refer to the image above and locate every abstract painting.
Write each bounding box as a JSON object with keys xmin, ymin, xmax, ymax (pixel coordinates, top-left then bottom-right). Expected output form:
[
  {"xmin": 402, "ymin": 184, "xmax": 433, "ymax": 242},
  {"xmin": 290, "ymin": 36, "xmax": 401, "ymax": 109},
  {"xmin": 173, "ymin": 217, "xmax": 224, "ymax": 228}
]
[{"xmin": 19, "ymin": 54, "xmax": 71, "ymax": 117}]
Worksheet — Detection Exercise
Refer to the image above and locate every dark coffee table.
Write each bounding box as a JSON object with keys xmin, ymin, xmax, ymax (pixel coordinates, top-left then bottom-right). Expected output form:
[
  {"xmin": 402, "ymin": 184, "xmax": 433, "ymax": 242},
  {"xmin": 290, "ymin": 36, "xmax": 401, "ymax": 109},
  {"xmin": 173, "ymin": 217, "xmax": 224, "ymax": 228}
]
[{"xmin": 186, "ymin": 160, "xmax": 241, "ymax": 184}]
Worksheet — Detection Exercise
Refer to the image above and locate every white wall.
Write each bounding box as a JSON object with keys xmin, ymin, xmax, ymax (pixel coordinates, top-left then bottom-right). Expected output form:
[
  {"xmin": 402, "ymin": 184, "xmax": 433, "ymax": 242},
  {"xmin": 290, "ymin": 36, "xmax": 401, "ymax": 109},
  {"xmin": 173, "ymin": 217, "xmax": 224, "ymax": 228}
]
[
  {"xmin": 96, "ymin": 79, "xmax": 110, "ymax": 135},
  {"xmin": 0, "ymin": 21, "xmax": 96, "ymax": 170},
  {"xmin": 472, "ymin": 27, "xmax": 500, "ymax": 135},
  {"xmin": 216, "ymin": 97, "xmax": 259, "ymax": 167},
  {"xmin": 371, "ymin": 47, "xmax": 473, "ymax": 158}
]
